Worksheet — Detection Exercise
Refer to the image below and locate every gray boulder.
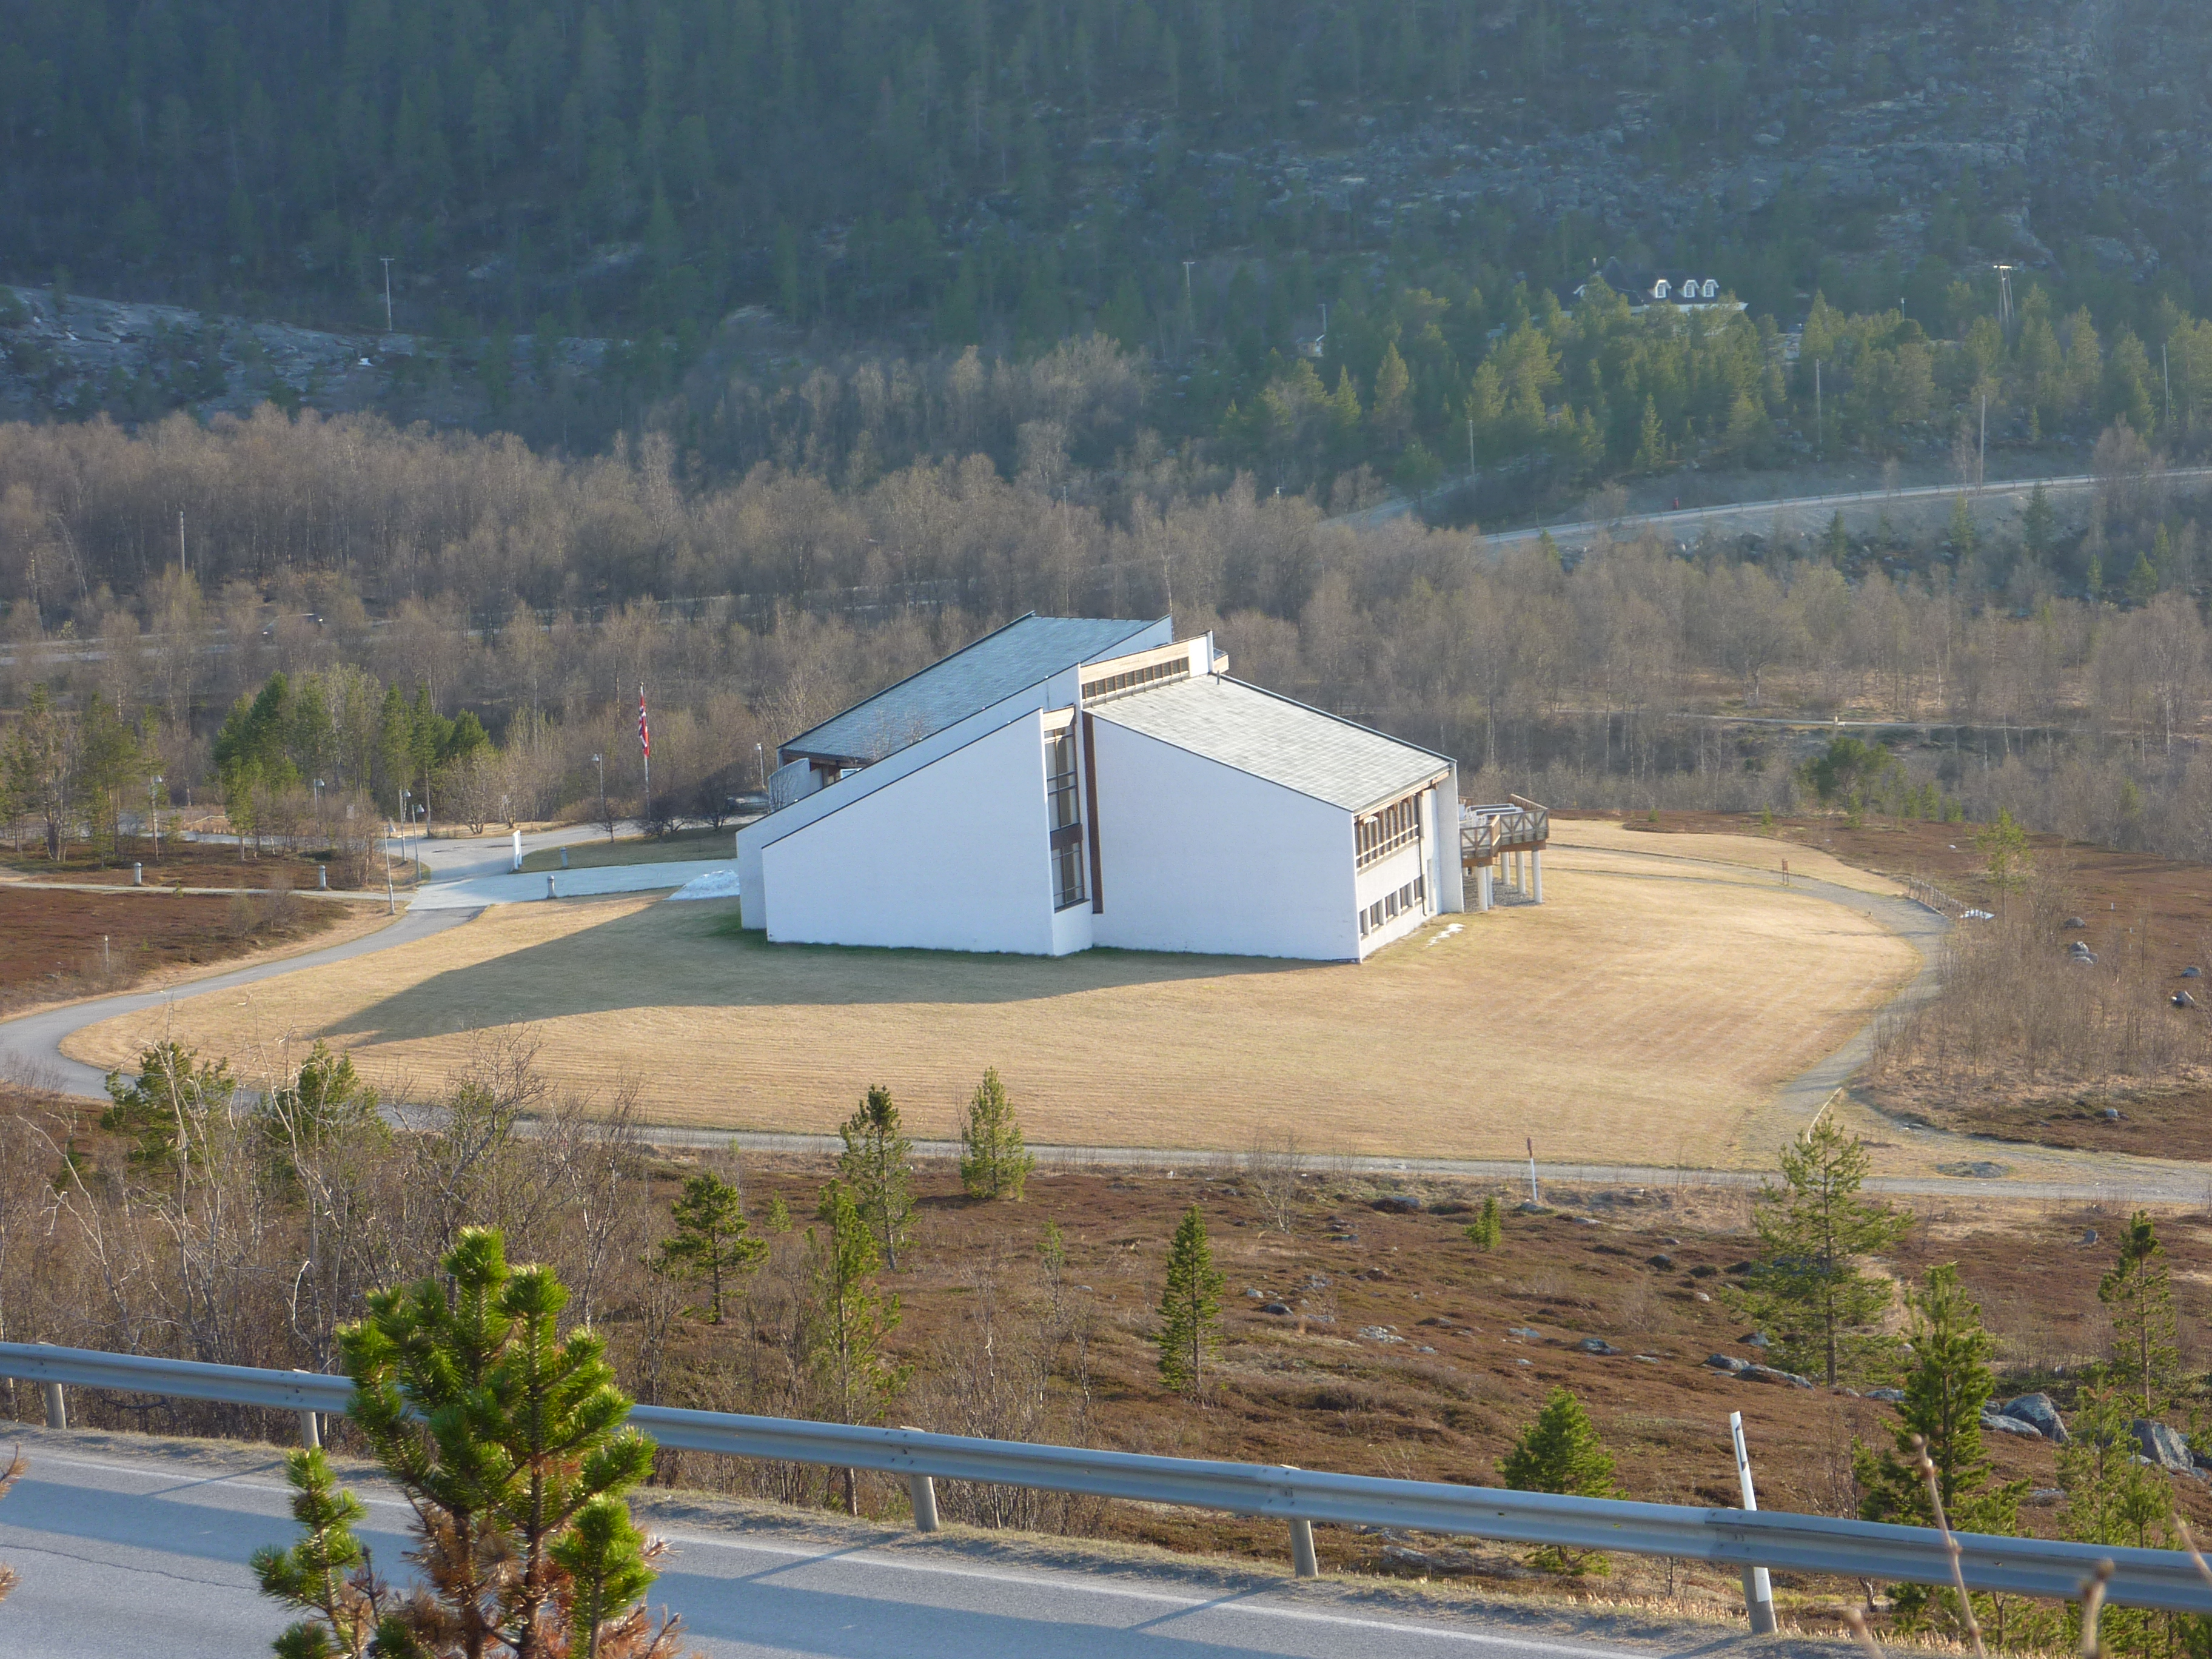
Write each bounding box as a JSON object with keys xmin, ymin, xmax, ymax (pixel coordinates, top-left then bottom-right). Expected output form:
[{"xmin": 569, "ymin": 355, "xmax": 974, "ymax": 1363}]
[
  {"xmin": 1867, "ymin": 1387, "xmax": 1906, "ymax": 1402},
  {"xmin": 2001, "ymin": 1393, "xmax": 2070, "ymax": 1444},
  {"xmin": 2131, "ymin": 1419, "xmax": 2194, "ymax": 1472},
  {"xmin": 1742, "ymin": 1363, "xmax": 1814, "ymax": 1389},
  {"xmin": 1707, "ymin": 1353, "xmax": 1749, "ymax": 1373},
  {"xmin": 1982, "ymin": 1410, "xmax": 2040, "ymax": 1438},
  {"xmin": 1578, "ymin": 1338, "xmax": 1620, "ymax": 1355}
]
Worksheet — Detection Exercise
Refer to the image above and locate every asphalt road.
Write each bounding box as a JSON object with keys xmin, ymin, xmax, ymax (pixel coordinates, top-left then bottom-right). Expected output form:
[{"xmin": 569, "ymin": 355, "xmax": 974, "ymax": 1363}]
[
  {"xmin": 1341, "ymin": 465, "xmax": 2212, "ymax": 546},
  {"xmin": 0, "ymin": 1436, "xmax": 1681, "ymax": 1659}
]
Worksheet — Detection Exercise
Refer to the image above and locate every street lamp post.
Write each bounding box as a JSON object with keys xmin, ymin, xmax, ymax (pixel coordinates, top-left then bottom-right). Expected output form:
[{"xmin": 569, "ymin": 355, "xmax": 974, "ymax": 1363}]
[
  {"xmin": 400, "ymin": 790, "xmax": 412, "ymax": 885},
  {"xmin": 149, "ymin": 774, "xmax": 164, "ymax": 860},
  {"xmin": 756, "ymin": 743, "xmax": 765, "ymax": 793},
  {"xmin": 592, "ymin": 754, "xmax": 607, "ymax": 839}
]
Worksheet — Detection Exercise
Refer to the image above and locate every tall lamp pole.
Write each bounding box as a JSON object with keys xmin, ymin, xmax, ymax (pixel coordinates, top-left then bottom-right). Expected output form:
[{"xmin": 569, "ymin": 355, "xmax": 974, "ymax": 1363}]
[
  {"xmin": 150, "ymin": 774, "xmax": 164, "ymax": 859},
  {"xmin": 592, "ymin": 754, "xmax": 607, "ymax": 839}
]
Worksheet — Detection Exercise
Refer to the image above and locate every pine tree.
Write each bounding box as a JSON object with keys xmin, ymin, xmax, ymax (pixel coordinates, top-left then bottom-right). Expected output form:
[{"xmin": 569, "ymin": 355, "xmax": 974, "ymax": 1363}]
[
  {"xmin": 1731, "ymin": 1119, "xmax": 1909, "ymax": 1386},
  {"xmin": 1974, "ymin": 808, "xmax": 2030, "ymax": 890},
  {"xmin": 1854, "ymin": 1264, "xmax": 2023, "ymax": 1532},
  {"xmin": 2056, "ymin": 1386, "xmax": 2173, "ymax": 1659},
  {"xmin": 2098, "ymin": 1211, "xmax": 2183, "ymax": 1416},
  {"xmin": 252, "ymin": 1448, "xmax": 382, "ymax": 1657},
  {"xmin": 806, "ymin": 1182, "xmax": 909, "ymax": 1510},
  {"xmin": 1852, "ymin": 1263, "xmax": 2026, "ymax": 1633},
  {"xmin": 1371, "ymin": 341, "xmax": 1412, "ymax": 446},
  {"xmin": 1464, "ymin": 1195, "xmax": 1503, "ymax": 1250},
  {"xmin": 652, "ymin": 1170, "xmax": 768, "ymax": 1323},
  {"xmin": 837, "ymin": 1084, "xmax": 914, "ymax": 1269},
  {"xmin": 2124, "ymin": 550, "xmax": 2159, "ymax": 605},
  {"xmin": 1632, "ymin": 395, "xmax": 1668, "ymax": 472},
  {"xmin": 267, "ymin": 1228, "xmax": 673, "ymax": 1657},
  {"xmin": 2022, "ymin": 481, "xmax": 2056, "ymax": 561},
  {"xmin": 0, "ymin": 1446, "xmax": 21, "ymax": 1609},
  {"xmin": 1499, "ymin": 1387, "xmax": 1620, "ymax": 1572},
  {"xmin": 959, "ymin": 1067, "xmax": 1034, "ymax": 1200},
  {"xmin": 764, "ymin": 1192, "xmax": 793, "ymax": 1233},
  {"xmin": 1155, "ymin": 1204, "xmax": 1224, "ymax": 1397},
  {"xmin": 1824, "ymin": 511, "xmax": 1849, "ymax": 565}
]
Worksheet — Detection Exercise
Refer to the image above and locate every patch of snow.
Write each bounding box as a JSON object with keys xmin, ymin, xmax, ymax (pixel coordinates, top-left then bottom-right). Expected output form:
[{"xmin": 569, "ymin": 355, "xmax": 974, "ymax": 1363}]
[
  {"xmin": 1424, "ymin": 922, "xmax": 1465, "ymax": 947},
  {"xmin": 666, "ymin": 868, "xmax": 742, "ymax": 902}
]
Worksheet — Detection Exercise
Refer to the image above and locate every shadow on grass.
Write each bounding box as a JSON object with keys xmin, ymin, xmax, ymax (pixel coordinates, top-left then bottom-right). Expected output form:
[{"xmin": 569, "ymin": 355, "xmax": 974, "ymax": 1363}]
[{"xmin": 318, "ymin": 896, "xmax": 1321, "ymax": 1048}]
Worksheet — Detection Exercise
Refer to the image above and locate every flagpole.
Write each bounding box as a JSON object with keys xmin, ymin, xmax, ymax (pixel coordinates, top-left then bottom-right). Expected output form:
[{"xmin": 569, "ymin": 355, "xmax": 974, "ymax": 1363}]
[{"xmin": 639, "ymin": 683, "xmax": 652, "ymax": 831}]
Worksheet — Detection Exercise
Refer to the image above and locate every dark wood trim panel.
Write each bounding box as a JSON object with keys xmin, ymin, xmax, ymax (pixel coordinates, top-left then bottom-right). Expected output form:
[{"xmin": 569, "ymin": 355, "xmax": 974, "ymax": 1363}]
[{"xmin": 1081, "ymin": 710, "xmax": 1104, "ymax": 914}]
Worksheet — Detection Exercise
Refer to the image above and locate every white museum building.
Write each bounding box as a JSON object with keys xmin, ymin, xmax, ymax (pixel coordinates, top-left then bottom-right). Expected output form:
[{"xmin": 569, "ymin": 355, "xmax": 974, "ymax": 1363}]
[{"xmin": 732, "ymin": 613, "xmax": 1470, "ymax": 960}]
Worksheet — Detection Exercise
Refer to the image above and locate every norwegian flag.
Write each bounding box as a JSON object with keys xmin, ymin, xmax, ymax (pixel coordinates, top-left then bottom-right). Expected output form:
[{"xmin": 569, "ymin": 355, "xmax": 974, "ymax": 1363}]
[{"xmin": 637, "ymin": 684, "xmax": 651, "ymax": 759}]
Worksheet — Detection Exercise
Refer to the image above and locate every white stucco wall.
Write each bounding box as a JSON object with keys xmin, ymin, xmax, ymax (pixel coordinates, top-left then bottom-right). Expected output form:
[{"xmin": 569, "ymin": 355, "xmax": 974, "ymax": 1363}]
[
  {"xmin": 734, "ymin": 620, "xmax": 1173, "ymax": 928},
  {"xmin": 1087, "ymin": 718, "xmax": 1358, "ymax": 960},
  {"xmin": 760, "ymin": 711, "xmax": 1059, "ymax": 953},
  {"xmin": 1427, "ymin": 767, "xmax": 1465, "ymax": 914}
]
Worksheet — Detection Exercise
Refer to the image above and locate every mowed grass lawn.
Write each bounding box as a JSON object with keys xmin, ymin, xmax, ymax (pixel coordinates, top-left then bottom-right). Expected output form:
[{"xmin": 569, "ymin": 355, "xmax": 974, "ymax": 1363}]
[
  {"xmin": 519, "ymin": 826, "xmax": 739, "ymax": 872},
  {"xmin": 65, "ymin": 839, "xmax": 1920, "ymax": 1165}
]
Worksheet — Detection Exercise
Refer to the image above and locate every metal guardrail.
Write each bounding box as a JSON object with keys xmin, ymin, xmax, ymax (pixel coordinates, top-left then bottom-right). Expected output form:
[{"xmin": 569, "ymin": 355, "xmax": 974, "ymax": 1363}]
[{"xmin": 4, "ymin": 1342, "xmax": 2205, "ymax": 1612}]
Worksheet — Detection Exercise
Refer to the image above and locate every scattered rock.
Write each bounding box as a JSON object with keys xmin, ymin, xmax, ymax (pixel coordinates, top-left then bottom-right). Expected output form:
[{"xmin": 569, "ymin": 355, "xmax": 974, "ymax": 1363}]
[
  {"xmin": 1694, "ymin": 1290, "xmax": 1712, "ymax": 1302},
  {"xmin": 1744, "ymin": 1333, "xmax": 1771, "ymax": 1349},
  {"xmin": 1428, "ymin": 1199, "xmax": 1471, "ymax": 1216},
  {"xmin": 2174, "ymin": 992, "xmax": 2197, "ymax": 1009},
  {"xmin": 1515, "ymin": 1201, "xmax": 1548, "ymax": 1215},
  {"xmin": 1371, "ymin": 1195, "xmax": 1423, "ymax": 1213},
  {"xmin": 1647, "ymin": 1253, "xmax": 1677, "ymax": 1270},
  {"xmin": 2082, "ymin": 1229, "xmax": 2099, "ymax": 1246},
  {"xmin": 1742, "ymin": 1364, "xmax": 1815, "ymax": 1389},
  {"xmin": 1707, "ymin": 1353, "xmax": 1749, "ymax": 1373},
  {"xmin": 2104, "ymin": 1107, "xmax": 2123, "ymax": 1121},
  {"xmin": 2132, "ymin": 1419, "xmax": 2194, "ymax": 1472},
  {"xmin": 1689, "ymin": 1264, "xmax": 1718, "ymax": 1279},
  {"xmin": 2184, "ymin": 967, "xmax": 2203, "ymax": 979},
  {"xmin": 2001, "ymin": 1394, "xmax": 2069, "ymax": 1444},
  {"xmin": 1936, "ymin": 1161, "xmax": 2011, "ymax": 1179},
  {"xmin": 1245, "ymin": 1287, "xmax": 1264, "ymax": 1299},
  {"xmin": 1509, "ymin": 1326, "xmax": 1544, "ymax": 1341},
  {"xmin": 2063, "ymin": 917, "xmax": 2087, "ymax": 930},
  {"xmin": 2026, "ymin": 1487, "xmax": 2066, "ymax": 1507},
  {"xmin": 1868, "ymin": 1387, "xmax": 1906, "ymax": 1402},
  {"xmin": 1359, "ymin": 1326, "xmax": 1406, "ymax": 1344},
  {"xmin": 1981, "ymin": 1410, "xmax": 2041, "ymax": 1437},
  {"xmin": 1577, "ymin": 1338, "xmax": 1621, "ymax": 1355},
  {"xmin": 1262, "ymin": 1302, "xmax": 1292, "ymax": 1315}
]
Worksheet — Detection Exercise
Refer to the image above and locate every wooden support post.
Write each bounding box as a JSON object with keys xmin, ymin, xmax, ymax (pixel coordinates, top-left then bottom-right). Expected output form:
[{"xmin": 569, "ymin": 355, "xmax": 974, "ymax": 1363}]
[{"xmin": 1531, "ymin": 847, "xmax": 1544, "ymax": 904}]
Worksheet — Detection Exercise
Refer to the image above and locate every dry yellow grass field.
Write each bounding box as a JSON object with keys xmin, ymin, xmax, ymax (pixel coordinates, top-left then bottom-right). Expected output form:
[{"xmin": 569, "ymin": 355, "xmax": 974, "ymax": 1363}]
[
  {"xmin": 64, "ymin": 838, "xmax": 1919, "ymax": 1166},
  {"xmin": 1546, "ymin": 817, "xmax": 1905, "ymax": 895}
]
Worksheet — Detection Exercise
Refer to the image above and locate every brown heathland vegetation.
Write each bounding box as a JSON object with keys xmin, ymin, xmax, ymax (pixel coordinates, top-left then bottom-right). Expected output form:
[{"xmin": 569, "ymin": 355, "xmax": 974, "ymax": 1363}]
[{"xmin": 61, "ymin": 841, "xmax": 1917, "ymax": 1164}]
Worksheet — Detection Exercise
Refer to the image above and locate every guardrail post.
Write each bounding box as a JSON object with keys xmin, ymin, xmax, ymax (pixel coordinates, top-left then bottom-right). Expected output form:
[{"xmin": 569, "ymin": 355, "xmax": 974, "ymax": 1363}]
[
  {"xmin": 908, "ymin": 1475, "xmax": 939, "ymax": 1532},
  {"xmin": 1730, "ymin": 1412, "xmax": 1778, "ymax": 1634},
  {"xmin": 294, "ymin": 1371, "xmax": 321, "ymax": 1449},
  {"xmin": 1290, "ymin": 1518, "xmax": 1319, "ymax": 1578},
  {"xmin": 42, "ymin": 1379, "xmax": 67, "ymax": 1429}
]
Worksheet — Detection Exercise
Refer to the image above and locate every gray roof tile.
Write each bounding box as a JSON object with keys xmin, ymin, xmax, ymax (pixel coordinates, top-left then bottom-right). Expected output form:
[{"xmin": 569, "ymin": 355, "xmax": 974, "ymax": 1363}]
[
  {"xmin": 1098, "ymin": 676, "xmax": 1449, "ymax": 813},
  {"xmin": 783, "ymin": 614, "xmax": 1161, "ymax": 764}
]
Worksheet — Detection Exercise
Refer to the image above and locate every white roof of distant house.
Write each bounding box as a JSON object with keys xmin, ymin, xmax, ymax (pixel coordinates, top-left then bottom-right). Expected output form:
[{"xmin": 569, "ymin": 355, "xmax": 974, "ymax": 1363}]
[
  {"xmin": 1098, "ymin": 675, "xmax": 1450, "ymax": 814},
  {"xmin": 783, "ymin": 612, "xmax": 1162, "ymax": 766}
]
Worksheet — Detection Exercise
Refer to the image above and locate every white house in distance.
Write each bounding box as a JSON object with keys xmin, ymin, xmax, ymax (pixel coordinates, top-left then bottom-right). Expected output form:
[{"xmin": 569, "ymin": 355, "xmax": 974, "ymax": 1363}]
[{"xmin": 734, "ymin": 613, "xmax": 1467, "ymax": 960}]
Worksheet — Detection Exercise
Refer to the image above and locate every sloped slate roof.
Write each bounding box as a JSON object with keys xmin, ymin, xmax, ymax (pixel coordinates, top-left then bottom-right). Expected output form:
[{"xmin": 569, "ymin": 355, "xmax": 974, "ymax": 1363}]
[
  {"xmin": 1098, "ymin": 675, "xmax": 1449, "ymax": 813},
  {"xmin": 783, "ymin": 614, "xmax": 1159, "ymax": 765}
]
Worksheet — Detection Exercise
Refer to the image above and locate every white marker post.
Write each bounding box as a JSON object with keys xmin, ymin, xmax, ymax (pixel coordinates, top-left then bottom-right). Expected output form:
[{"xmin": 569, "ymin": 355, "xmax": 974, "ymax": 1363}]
[
  {"xmin": 512, "ymin": 827, "xmax": 523, "ymax": 871},
  {"xmin": 1526, "ymin": 1137, "xmax": 1540, "ymax": 1206},
  {"xmin": 1729, "ymin": 1412, "xmax": 1777, "ymax": 1634}
]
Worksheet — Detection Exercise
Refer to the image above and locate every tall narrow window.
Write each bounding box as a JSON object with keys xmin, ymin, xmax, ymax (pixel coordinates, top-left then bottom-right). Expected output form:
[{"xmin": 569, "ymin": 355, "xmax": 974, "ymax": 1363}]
[{"xmin": 1045, "ymin": 727, "xmax": 1085, "ymax": 909}]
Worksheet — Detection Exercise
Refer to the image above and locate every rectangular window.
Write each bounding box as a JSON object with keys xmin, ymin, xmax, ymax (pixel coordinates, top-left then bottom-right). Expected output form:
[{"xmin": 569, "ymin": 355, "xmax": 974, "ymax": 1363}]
[
  {"xmin": 1358, "ymin": 876, "xmax": 1428, "ymax": 944},
  {"xmin": 1045, "ymin": 728, "xmax": 1085, "ymax": 910},
  {"xmin": 1355, "ymin": 791, "xmax": 1426, "ymax": 868}
]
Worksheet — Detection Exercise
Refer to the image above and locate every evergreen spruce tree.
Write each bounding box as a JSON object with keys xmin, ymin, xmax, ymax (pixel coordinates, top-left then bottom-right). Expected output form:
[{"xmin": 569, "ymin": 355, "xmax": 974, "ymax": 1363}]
[
  {"xmin": 2023, "ymin": 481, "xmax": 2056, "ymax": 561},
  {"xmin": 1853, "ymin": 1263, "xmax": 2024, "ymax": 1631},
  {"xmin": 1498, "ymin": 1387, "xmax": 1621, "ymax": 1573},
  {"xmin": 1464, "ymin": 1195, "xmax": 1503, "ymax": 1250},
  {"xmin": 652, "ymin": 1169, "xmax": 768, "ymax": 1323},
  {"xmin": 1731, "ymin": 1119, "xmax": 1909, "ymax": 1386},
  {"xmin": 260, "ymin": 1227, "xmax": 672, "ymax": 1657},
  {"xmin": 837, "ymin": 1084, "xmax": 914, "ymax": 1270},
  {"xmin": 959, "ymin": 1067, "xmax": 1034, "ymax": 1201},
  {"xmin": 2098, "ymin": 1211, "xmax": 2184, "ymax": 1416},
  {"xmin": 1824, "ymin": 510, "xmax": 1849, "ymax": 564},
  {"xmin": 1155, "ymin": 1205, "xmax": 1224, "ymax": 1398},
  {"xmin": 764, "ymin": 1191, "xmax": 793, "ymax": 1234}
]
